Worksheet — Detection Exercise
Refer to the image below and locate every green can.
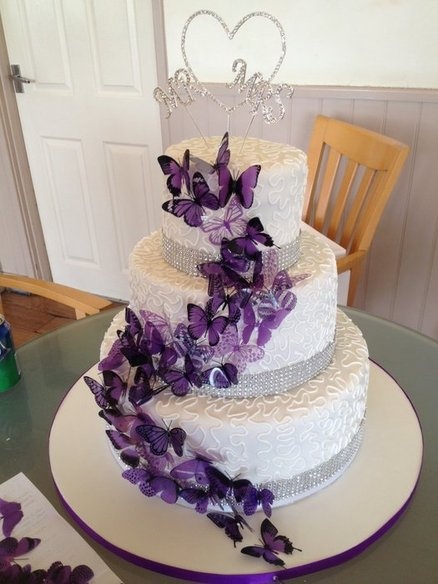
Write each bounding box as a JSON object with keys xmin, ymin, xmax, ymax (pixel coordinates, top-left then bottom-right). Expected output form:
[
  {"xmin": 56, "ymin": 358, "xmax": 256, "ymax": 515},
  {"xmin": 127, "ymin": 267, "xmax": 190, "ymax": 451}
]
[{"xmin": 0, "ymin": 315, "xmax": 21, "ymax": 392}]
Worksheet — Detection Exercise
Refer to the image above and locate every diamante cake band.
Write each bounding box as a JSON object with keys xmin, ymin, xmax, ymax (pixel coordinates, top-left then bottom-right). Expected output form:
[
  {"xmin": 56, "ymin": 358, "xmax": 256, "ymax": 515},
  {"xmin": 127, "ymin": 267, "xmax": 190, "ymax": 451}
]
[
  {"xmin": 161, "ymin": 231, "xmax": 301, "ymax": 277},
  {"xmin": 194, "ymin": 338, "xmax": 336, "ymax": 398},
  {"xmin": 258, "ymin": 421, "xmax": 365, "ymax": 502}
]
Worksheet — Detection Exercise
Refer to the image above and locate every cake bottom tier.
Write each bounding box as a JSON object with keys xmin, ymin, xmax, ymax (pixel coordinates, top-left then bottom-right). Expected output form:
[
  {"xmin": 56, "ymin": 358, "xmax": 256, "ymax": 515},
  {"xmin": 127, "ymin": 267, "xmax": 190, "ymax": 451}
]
[{"xmin": 101, "ymin": 309, "xmax": 369, "ymax": 505}]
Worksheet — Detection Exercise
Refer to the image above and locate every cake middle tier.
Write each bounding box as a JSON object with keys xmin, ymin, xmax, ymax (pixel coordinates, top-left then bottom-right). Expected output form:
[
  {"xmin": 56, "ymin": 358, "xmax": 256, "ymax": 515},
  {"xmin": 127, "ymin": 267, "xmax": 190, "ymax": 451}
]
[{"xmin": 129, "ymin": 229, "xmax": 337, "ymax": 387}]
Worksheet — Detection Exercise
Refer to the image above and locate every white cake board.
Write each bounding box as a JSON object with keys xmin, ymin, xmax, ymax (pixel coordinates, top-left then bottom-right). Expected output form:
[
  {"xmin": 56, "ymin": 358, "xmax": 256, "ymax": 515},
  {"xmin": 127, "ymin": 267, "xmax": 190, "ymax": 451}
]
[{"xmin": 49, "ymin": 362, "xmax": 423, "ymax": 583}]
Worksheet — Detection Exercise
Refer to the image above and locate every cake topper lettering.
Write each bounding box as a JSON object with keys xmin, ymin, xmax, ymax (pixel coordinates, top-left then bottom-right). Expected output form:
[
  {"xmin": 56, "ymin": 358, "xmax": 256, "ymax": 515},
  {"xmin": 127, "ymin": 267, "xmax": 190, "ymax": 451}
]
[{"xmin": 154, "ymin": 10, "xmax": 293, "ymax": 131}]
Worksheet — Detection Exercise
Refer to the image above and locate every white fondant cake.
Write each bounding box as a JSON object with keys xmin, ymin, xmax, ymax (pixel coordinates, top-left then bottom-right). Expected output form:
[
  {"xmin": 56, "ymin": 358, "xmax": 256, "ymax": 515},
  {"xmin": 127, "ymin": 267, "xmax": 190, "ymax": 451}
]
[{"xmin": 91, "ymin": 133, "xmax": 369, "ymax": 514}]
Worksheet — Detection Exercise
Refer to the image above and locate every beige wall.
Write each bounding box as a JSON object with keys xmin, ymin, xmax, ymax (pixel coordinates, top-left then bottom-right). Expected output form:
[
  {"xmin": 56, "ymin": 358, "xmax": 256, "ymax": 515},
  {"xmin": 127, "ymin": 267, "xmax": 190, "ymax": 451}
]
[{"xmin": 164, "ymin": 0, "xmax": 438, "ymax": 88}]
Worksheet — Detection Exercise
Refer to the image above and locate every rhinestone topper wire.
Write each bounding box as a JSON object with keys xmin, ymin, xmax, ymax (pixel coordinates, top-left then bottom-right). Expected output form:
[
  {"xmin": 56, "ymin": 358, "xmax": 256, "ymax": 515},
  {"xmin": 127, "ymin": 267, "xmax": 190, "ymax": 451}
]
[{"xmin": 153, "ymin": 10, "xmax": 294, "ymax": 138}]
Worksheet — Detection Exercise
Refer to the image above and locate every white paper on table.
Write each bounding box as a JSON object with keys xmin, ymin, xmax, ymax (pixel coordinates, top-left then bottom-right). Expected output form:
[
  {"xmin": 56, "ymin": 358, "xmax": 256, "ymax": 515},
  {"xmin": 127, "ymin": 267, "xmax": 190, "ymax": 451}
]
[{"xmin": 0, "ymin": 472, "xmax": 122, "ymax": 583}]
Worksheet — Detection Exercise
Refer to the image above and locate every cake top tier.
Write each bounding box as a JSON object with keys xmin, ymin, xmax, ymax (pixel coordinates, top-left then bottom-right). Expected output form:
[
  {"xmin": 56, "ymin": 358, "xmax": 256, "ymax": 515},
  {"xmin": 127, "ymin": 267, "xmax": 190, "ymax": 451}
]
[{"xmin": 161, "ymin": 134, "xmax": 308, "ymax": 263}]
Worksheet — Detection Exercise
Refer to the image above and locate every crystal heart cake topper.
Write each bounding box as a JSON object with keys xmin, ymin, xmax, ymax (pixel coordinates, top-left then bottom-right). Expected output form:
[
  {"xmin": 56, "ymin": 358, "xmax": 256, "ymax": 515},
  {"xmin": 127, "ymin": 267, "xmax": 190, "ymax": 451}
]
[{"xmin": 153, "ymin": 10, "xmax": 293, "ymax": 131}]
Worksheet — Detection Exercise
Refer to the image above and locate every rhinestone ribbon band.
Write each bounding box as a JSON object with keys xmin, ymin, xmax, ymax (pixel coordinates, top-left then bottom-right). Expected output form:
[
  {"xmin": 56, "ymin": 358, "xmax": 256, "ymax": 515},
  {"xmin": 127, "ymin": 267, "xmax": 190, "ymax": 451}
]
[
  {"xmin": 259, "ymin": 421, "xmax": 365, "ymax": 502},
  {"xmin": 162, "ymin": 232, "xmax": 301, "ymax": 277},
  {"xmin": 194, "ymin": 339, "xmax": 336, "ymax": 399}
]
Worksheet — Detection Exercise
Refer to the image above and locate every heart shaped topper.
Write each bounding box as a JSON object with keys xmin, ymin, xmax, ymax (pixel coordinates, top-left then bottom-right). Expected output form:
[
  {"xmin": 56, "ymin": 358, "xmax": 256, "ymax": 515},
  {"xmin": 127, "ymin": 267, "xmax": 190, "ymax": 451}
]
[{"xmin": 180, "ymin": 10, "xmax": 287, "ymax": 115}]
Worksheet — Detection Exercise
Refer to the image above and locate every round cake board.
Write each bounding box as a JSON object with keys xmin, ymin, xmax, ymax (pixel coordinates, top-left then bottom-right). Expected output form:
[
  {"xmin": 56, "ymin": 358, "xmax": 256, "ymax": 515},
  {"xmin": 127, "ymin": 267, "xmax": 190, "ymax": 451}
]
[{"xmin": 49, "ymin": 362, "xmax": 423, "ymax": 583}]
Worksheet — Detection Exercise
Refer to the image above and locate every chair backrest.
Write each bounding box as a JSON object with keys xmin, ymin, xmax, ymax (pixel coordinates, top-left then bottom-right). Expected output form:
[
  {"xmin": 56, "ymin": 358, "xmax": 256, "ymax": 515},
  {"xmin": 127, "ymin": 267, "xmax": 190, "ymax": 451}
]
[
  {"xmin": 0, "ymin": 273, "xmax": 113, "ymax": 319},
  {"xmin": 303, "ymin": 115, "xmax": 409, "ymax": 257}
]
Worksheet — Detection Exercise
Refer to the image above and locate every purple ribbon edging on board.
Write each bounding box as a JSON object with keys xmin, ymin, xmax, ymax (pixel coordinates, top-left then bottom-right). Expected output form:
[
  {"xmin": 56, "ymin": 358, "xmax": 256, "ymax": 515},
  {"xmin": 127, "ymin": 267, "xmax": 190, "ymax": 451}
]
[{"xmin": 49, "ymin": 359, "xmax": 424, "ymax": 583}]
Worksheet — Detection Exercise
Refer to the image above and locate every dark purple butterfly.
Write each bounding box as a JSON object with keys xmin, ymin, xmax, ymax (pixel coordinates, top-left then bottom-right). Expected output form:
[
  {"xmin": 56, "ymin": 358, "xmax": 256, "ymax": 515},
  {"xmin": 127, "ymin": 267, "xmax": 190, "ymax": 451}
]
[
  {"xmin": 198, "ymin": 241, "xmax": 251, "ymax": 291},
  {"xmin": 228, "ymin": 217, "xmax": 274, "ymax": 258},
  {"xmin": 0, "ymin": 498, "xmax": 23, "ymax": 538},
  {"xmin": 241, "ymin": 518, "xmax": 300, "ymax": 567},
  {"xmin": 179, "ymin": 485, "xmax": 220, "ymax": 513},
  {"xmin": 243, "ymin": 486, "xmax": 274, "ymax": 517},
  {"xmin": 161, "ymin": 354, "xmax": 202, "ymax": 396},
  {"xmin": 187, "ymin": 300, "xmax": 228, "ymax": 346},
  {"xmin": 218, "ymin": 164, "xmax": 261, "ymax": 208},
  {"xmin": 157, "ymin": 149, "xmax": 190, "ymax": 196},
  {"xmin": 136, "ymin": 421, "xmax": 186, "ymax": 457},
  {"xmin": 207, "ymin": 510, "xmax": 247, "ymax": 547},
  {"xmin": 0, "ymin": 536, "xmax": 41, "ymax": 564},
  {"xmin": 205, "ymin": 466, "xmax": 251, "ymax": 502},
  {"xmin": 45, "ymin": 562, "xmax": 94, "ymax": 584},
  {"xmin": 170, "ymin": 456, "xmax": 212, "ymax": 486},
  {"xmin": 106, "ymin": 429, "xmax": 140, "ymax": 467},
  {"xmin": 200, "ymin": 362, "xmax": 238, "ymax": 389},
  {"xmin": 162, "ymin": 172, "xmax": 219, "ymax": 227}
]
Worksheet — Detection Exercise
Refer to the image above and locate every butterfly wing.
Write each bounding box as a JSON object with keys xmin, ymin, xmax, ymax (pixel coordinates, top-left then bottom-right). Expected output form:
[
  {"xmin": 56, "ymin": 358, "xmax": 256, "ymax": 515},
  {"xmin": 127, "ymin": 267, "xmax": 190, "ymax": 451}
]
[
  {"xmin": 207, "ymin": 512, "xmax": 243, "ymax": 546},
  {"xmin": 235, "ymin": 165, "xmax": 261, "ymax": 208},
  {"xmin": 84, "ymin": 376, "xmax": 109, "ymax": 408},
  {"xmin": 136, "ymin": 424, "xmax": 170, "ymax": 456},
  {"xmin": 169, "ymin": 426, "xmax": 187, "ymax": 457},
  {"xmin": 0, "ymin": 499, "xmax": 23, "ymax": 538}
]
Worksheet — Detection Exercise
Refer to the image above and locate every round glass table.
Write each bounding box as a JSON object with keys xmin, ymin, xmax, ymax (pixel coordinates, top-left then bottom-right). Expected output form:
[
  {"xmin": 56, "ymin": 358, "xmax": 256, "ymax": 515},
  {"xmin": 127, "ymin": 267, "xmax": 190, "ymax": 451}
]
[{"xmin": 1, "ymin": 307, "xmax": 436, "ymax": 583}]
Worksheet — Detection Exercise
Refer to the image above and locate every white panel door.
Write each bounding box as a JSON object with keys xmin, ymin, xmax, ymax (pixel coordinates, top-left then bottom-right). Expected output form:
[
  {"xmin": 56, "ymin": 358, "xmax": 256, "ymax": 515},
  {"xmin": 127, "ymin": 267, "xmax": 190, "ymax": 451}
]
[{"xmin": 0, "ymin": 0, "xmax": 163, "ymax": 299}]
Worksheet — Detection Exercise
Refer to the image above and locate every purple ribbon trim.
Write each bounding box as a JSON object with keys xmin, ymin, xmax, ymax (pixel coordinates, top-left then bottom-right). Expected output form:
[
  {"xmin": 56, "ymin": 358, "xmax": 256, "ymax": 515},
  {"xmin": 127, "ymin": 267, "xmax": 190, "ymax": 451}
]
[{"xmin": 52, "ymin": 477, "xmax": 420, "ymax": 584}]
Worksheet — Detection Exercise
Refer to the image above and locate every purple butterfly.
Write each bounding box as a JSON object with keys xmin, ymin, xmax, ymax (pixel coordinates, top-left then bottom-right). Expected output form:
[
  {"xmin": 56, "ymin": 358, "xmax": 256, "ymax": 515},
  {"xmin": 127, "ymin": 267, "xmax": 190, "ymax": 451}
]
[
  {"xmin": 0, "ymin": 536, "xmax": 41, "ymax": 564},
  {"xmin": 241, "ymin": 518, "xmax": 300, "ymax": 567},
  {"xmin": 201, "ymin": 362, "xmax": 238, "ymax": 389},
  {"xmin": 0, "ymin": 498, "xmax": 23, "ymax": 538},
  {"xmin": 218, "ymin": 164, "xmax": 261, "ymax": 208},
  {"xmin": 45, "ymin": 562, "xmax": 94, "ymax": 584},
  {"xmin": 243, "ymin": 486, "xmax": 274, "ymax": 517},
  {"xmin": 157, "ymin": 149, "xmax": 190, "ymax": 196},
  {"xmin": 228, "ymin": 217, "xmax": 274, "ymax": 258},
  {"xmin": 136, "ymin": 420, "xmax": 186, "ymax": 457},
  {"xmin": 200, "ymin": 197, "xmax": 247, "ymax": 245},
  {"xmin": 161, "ymin": 354, "xmax": 202, "ymax": 396},
  {"xmin": 207, "ymin": 510, "xmax": 248, "ymax": 547},
  {"xmin": 106, "ymin": 429, "xmax": 140, "ymax": 467},
  {"xmin": 198, "ymin": 241, "xmax": 251, "ymax": 291},
  {"xmin": 179, "ymin": 485, "xmax": 220, "ymax": 513},
  {"xmin": 170, "ymin": 456, "xmax": 212, "ymax": 486},
  {"xmin": 172, "ymin": 323, "xmax": 215, "ymax": 368},
  {"xmin": 205, "ymin": 466, "xmax": 251, "ymax": 502},
  {"xmin": 213, "ymin": 325, "xmax": 264, "ymax": 373},
  {"xmin": 162, "ymin": 172, "xmax": 219, "ymax": 227},
  {"xmin": 187, "ymin": 300, "xmax": 229, "ymax": 346},
  {"xmin": 122, "ymin": 468, "xmax": 179, "ymax": 504}
]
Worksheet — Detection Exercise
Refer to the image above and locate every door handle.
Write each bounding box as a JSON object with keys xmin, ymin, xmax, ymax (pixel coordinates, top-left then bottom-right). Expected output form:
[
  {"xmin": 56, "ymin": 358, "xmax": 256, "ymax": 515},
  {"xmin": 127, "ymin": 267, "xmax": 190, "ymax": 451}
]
[{"xmin": 10, "ymin": 64, "xmax": 35, "ymax": 93}]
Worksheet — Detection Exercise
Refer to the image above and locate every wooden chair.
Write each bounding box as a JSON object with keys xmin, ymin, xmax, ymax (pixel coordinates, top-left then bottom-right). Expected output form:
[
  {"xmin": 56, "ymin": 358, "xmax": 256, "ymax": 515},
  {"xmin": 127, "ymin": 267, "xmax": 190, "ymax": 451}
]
[
  {"xmin": 303, "ymin": 115, "xmax": 409, "ymax": 305},
  {"xmin": 0, "ymin": 273, "xmax": 113, "ymax": 320}
]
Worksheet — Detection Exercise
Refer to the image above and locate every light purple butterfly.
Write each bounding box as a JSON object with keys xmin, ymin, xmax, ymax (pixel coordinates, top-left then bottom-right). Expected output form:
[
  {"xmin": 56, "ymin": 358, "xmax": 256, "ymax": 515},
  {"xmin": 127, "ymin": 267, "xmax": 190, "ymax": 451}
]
[
  {"xmin": 218, "ymin": 164, "xmax": 261, "ymax": 208},
  {"xmin": 187, "ymin": 300, "xmax": 229, "ymax": 346},
  {"xmin": 162, "ymin": 172, "xmax": 219, "ymax": 227},
  {"xmin": 157, "ymin": 149, "xmax": 190, "ymax": 196},
  {"xmin": 0, "ymin": 498, "xmax": 23, "ymax": 538},
  {"xmin": 241, "ymin": 518, "xmax": 300, "ymax": 567},
  {"xmin": 200, "ymin": 198, "xmax": 248, "ymax": 245},
  {"xmin": 170, "ymin": 456, "xmax": 212, "ymax": 486},
  {"xmin": 213, "ymin": 325, "xmax": 264, "ymax": 373},
  {"xmin": 136, "ymin": 420, "xmax": 186, "ymax": 457}
]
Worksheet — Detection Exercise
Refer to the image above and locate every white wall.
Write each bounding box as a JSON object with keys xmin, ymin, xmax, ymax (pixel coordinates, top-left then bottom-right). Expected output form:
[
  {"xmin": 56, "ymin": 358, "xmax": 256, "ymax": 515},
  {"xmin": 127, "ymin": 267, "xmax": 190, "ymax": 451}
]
[{"xmin": 163, "ymin": 0, "xmax": 438, "ymax": 88}]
